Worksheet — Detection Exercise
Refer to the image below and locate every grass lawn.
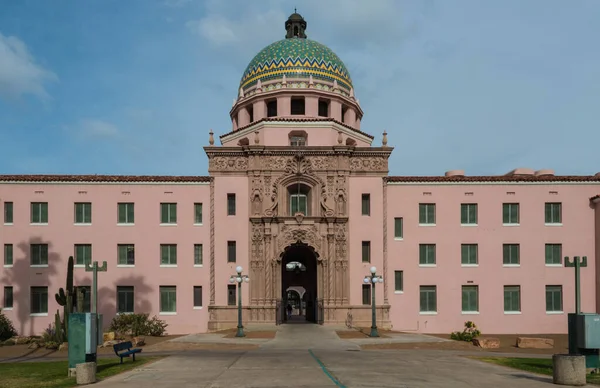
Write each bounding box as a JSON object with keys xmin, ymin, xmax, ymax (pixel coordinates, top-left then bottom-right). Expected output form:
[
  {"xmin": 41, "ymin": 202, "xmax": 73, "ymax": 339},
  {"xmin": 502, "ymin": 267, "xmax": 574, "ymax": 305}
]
[
  {"xmin": 477, "ymin": 357, "xmax": 600, "ymax": 385},
  {"xmin": 0, "ymin": 356, "xmax": 161, "ymax": 388}
]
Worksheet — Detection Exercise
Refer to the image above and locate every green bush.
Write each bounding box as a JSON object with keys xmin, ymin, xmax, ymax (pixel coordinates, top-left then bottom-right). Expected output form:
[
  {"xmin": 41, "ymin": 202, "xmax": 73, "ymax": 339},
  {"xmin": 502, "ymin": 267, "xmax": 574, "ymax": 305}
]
[
  {"xmin": 109, "ymin": 313, "xmax": 168, "ymax": 337},
  {"xmin": 450, "ymin": 321, "xmax": 481, "ymax": 342},
  {"xmin": 0, "ymin": 309, "xmax": 17, "ymax": 341}
]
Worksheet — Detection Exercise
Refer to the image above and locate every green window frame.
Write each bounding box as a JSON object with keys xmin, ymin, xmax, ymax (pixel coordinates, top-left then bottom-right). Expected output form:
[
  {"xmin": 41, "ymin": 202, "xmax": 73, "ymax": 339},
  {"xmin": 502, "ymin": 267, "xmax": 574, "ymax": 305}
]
[
  {"xmin": 361, "ymin": 194, "xmax": 370, "ymax": 216},
  {"xmin": 394, "ymin": 217, "xmax": 403, "ymax": 239},
  {"xmin": 74, "ymin": 202, "xmax": 92, "ymax": 224},
  {"xmin": 502, "ymin": 203, "xmax": 519, "ymax": 224},
  {"xmin": 503, "ymin": 244, "xmax": 520, "ymax": 265},
  {"xmin": 118, "ymin": 244, "xmax": 135, "ymax": 266},
  {"xmin": 290, "ymin": 194, "xmax": 307, "ymax": 216},
  {"xmin": 227, "ymin": 241, "xmax": 236, "ymax": 263},
  {"xmin": 194, "ymin": 203, "xmax": 203, "ymax": 224},
  {"xmin": 362, "ymin": 241, "xmax": 371, "ymax": 263},
  {"xmin": 193, "ymin": 286, "xmax": 203, "ymax": 308},
  {"xmin": 460, "ymin": 203, "xmax": 477, "ymax": 225},
  {"xmin": 160, "ymin": 244, "xmax": 177, "ymax": 266},
  {"xmin": 394, "ymin": 270, "xmax": 403, "ymax": 292},
  {"xmin": 545, "ymin": 202, "xmax": 562, "ymax": 224},
  {"xmin": 227, "ymin": 194, "xmax": 236, "ymax": 216},
  {"xmin": 545, "ymin": 285, "xmax": 563, "ymax": 312},
  {"xmin": 419, "ymin": 286, "xmax": 437, "ymax": 313},
  {"xmin": 4, "ymin": 202, "xmax": 13, "ymax": 224},
  {"xmin": 227, "ymin": 284, "xmax": 236, "ymax": 306},
  {"xmin": 117, "ymin": 286, "xmax": 134, "ymax": 313},
  {"xmin": 503, "ymin": 285, "xmax": 521, "ymax": 312},
  {"xmin": 4, "ymin": 244, "xmax": 13, "ymax": 266},
  {"xmin": 74, "ymin": 244, "xmax": 92, "ymax": 266},
  {"xmin": 30, "ymin": 286, "xmax": 48, "ymax": 314},
  {"xmin": 461, "ymin": 285, "xmax": 479, "ymax": 312},
  {"xmin": 461, "ymin": 244, "xmax": 478, "ymax": 265},
  {"xmin": 194, "ymin": 244, "xmax": 203, "ymax": 266},
  {"xmin": 160, "ymin": 203, "xmax": 177, "ymax": 224},
  {"xmin": 362, "ymin": 284, "xmax": 371, "ymax": 305},
  {"xmin": 545, "ymin": 244, "xmax": 562, "ymax": 265},
  {"xmin": 159, "ymin": 286, "xmax": 177, "ymax": 313},
  {"xmin": 31, "ymin": 202, "xmax": 48, "ymax": 224},
  {"xmin": 117, "ymin": 203, "xmax": 135, "ymax": 224},
  {"xmin": 419, "ymin": 203, "xmax": 436, "ymax": 225},
  {"xmin": 4, "ymin": 286, "xmax": 13, "ymax": 309},
  {"xmin": 30, "ymin": 244, "xmax": 48, "ymax": 266},
  {"xmin": 419, "ymin": 244, "xmax": 436, "ymax": 265}
]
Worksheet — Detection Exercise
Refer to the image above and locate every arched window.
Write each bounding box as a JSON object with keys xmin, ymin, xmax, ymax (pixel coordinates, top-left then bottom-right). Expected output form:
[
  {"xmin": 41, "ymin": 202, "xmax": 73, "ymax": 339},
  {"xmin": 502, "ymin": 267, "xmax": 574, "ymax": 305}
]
[{"xmin": 287, "ymin": 183, "xmax": 311, "ymax": 216}]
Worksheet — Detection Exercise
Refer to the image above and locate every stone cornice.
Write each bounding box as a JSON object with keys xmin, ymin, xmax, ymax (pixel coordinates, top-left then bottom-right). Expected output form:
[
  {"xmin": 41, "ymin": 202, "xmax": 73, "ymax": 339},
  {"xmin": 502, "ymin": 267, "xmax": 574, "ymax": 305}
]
[{"xmin": 204, "ymin": 146, "xmax": 393, "ymax": 158}]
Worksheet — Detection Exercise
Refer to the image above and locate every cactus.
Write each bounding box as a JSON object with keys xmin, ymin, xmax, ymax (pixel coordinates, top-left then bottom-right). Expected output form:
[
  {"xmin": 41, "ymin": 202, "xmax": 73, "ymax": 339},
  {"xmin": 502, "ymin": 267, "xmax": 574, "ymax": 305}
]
[
  {"xmin": 75, "ymin": 288, "xmax": 84, "ymax": 313},
  {"xmin": 54, "ymin": 256, "xmax": 75, "ymax": 340},
  {"xmin": 54, "ymin": 310, "xmax": 64, "ymax": 343}
]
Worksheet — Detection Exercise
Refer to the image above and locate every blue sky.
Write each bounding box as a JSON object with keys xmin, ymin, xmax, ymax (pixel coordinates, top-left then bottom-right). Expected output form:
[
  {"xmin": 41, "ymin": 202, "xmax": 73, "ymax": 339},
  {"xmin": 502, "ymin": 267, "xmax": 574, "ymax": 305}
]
[{"xmin": 0, "ymin": 0, "xmax": 598, "ymax": 176}]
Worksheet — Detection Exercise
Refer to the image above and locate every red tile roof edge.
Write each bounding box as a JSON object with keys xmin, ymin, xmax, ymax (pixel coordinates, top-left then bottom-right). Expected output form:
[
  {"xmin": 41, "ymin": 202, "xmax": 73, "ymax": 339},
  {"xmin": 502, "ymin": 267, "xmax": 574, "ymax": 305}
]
[
  {"xmin": 0, "ymin": 175, "xmax": 212, "ymax": 183},
  {"xmin": 386, "ymin": 175, "xmax": 600, "ymax": 182}
]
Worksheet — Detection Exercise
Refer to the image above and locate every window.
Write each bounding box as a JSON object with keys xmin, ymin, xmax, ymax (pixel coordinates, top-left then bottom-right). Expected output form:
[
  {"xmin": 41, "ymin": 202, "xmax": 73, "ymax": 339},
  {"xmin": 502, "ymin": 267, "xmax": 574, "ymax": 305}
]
[
  {"xmin": 194, "ymin": 244, "xmax": 203, "ymax": 266},
  {"xmin": 502, "ymin": 203, "xmax": 519, "ymax": 224},
  {"xmin": 31, "ymin": 244, "xmax": 48, "ymax": 266},
  {"xmin": 504, "ymin": 285, "xmax": 521, "ymax": 313},
  {"xmin": 290, "ymin": 136, "xmax": 306, "ymax": 146},
  {"xmin": 503, "ymin": 244, "xmax": 520, "ymax": 265},
  {"xmin": 246, "ymin": 105, "xmax": 254, "ymax": 123},
  {"xmin": 227, "ymin": 284, "xmax": 236, "ymax": 306},
  {"xmin": 4, "ymin": 286, "xmax": 13, "ymax": 309},
  {"xmin": 31, "ymin": 286, "xmax": 48, "ymax": 314},
  {"xmin": 267, "ymin": 100, "xmax": 277, "ymax": 117},
  {"xmin": 31, "ymin": 202, "xmax": 48, "ymax": 223},
  {"xmin": 394, "ymin": 271, "xmax": 403, "ymax": 292},
  {"xmin": 462, "ymin": 285, "xmax": 479, "ymax": 312},
  {"xmin": 160, "ymin": 203, "xmax": 177, "ymax": 224},
  {"xmin": 362, "ymin": 241, "xmax": 371, "ymax": 263},
  {"xmin": 461, "ymin": 244, "xmax": 478, "ymax": 265},
  {"xmin": 419, "ymin": 244, "xmax": 436, "ymax": 265},
  {"xmin": 362, "ymin": 284, "xmax": 371, "ymax": 305},
  {"xmin": 341, "ymin": 105, "xmax": 348, "ymax": 123},
  {"xmin": 461, "ymin": 204, "xmax": 477, "ymax": 225},
  {"xmin": 290, "ymin": 194, "xmax": 307, "ymax": 215},
  {"xmin": 78, "ymin": 286, "xmax": 91, "ymax": 313},
  {"xmin": 361, "ymin": 194, "xmax": 370, "ymax": 216},
  {"xmin": 318, "ymin": 99, "xmax": 329, "ymax": 117},
  {"xmin": 117, "ymin": 286, "xmax": 134, "ymax": 313},
  {"xmin": 419, "ymin": 204, "xmax": 436, "ymax": 225},
  {"xmin": 4, "ymin": 244, "xmax": 13, "ymax": 266},
  {"xmin": 227, "ymin": 241, "xmax": 236, "ymax": 263},
  {"xmin": 160, "ymin": 286, "xmax": 177, "ymax": 313},
  {"xmin": 290, "ymin": 97, "xmax": 305, "ymax": 115},
  {"xmin": 193, "ymin": 286, "xmax": 203, "ymax": 308},
  {"xmin": 545, "ymin": 203, "xmax": 562, "ymax": 224},
  {"xmin": 160, "ymin": 244, "xmax": 177, "ymax": 266},
  {"xmin": 419, "ymin": 286, "xmax": 437, "ymax": 313},
  {"xmin": 117, "ymin": 203, "xmax": 134, "ymax": 224},
  {"xmin": 393, "ymin": 217, "xmax": 403, "ymax": 239},
  {"xmin": 194, "ymin": 203, "xmax": 203, "ymax": 224},
  {"xmin": 545, "ymin": 244, "xmax": 562, "ymax": 266},
  {"xmin": 227, "ymin": 194, "xmax": 236, "ymax": 216},
  {"xmin": 4, "ymin": 202, "xmax": 13, "ymax": 223},
  {"xmin": 74, "ymin": 244, "xmax": 92, "ymax": 266},
  {"xmin": 74, "ymin": 202, "xmax": 92, "ymax": 224},
  {"xmin": 118, "ymin": 244, "xmax": 135, "ymax": 266},
  {"xmin": 546, "ymin": 285, "xmax": 563, "ymax": 312}
]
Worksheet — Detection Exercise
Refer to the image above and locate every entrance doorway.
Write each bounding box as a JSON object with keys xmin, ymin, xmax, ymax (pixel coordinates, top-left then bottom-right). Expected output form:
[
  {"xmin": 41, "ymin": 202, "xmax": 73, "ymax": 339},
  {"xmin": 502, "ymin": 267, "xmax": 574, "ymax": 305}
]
[{"xmin": 281, "ymin": 243, "xmax": 318, "ymax": 323}]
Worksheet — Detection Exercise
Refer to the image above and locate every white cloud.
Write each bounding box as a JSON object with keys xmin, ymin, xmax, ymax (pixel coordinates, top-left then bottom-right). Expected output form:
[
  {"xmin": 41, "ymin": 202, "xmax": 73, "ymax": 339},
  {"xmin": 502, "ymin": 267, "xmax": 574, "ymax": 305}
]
[
  {"xmin": 0, "ymin": 32, "xmax": 58, "ymax": 101},
  {"xmin": 79, "ymin": 119, "xmax": 119, "ymax": 138}
]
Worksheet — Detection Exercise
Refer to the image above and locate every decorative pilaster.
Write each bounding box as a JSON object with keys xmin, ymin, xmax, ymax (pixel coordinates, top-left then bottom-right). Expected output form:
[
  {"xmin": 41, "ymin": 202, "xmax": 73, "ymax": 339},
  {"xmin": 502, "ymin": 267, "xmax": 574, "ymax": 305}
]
[
  {"xmin": 383, "ymin": 178, "xmax": 389, "ymax": 304},
  {"xmin": 209, "ymin": 177, "xmax": 215, "ymax": 305}
]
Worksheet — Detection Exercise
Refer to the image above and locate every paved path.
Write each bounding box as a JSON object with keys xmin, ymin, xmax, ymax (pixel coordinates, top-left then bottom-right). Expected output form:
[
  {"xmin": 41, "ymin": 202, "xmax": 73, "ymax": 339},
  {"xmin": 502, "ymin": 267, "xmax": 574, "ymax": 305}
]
[{"xmin": 94, "ymin": 323, "xmax": 589, "ymax": 387}]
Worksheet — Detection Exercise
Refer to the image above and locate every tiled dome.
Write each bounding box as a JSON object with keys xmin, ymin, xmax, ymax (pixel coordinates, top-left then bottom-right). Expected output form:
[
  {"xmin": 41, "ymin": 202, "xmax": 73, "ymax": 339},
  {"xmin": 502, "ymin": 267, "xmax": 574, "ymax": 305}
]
[{"xmin": 239, "ymin": 37, "xmax": 353, "ymax": 93}]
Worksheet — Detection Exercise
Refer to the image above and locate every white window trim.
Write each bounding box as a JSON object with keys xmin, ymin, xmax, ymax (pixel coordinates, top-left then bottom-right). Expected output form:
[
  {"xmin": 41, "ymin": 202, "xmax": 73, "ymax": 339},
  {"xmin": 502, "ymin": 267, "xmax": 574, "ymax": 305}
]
[
  {"xmin": 394, "ymin": 237, "xmax": 404, "ymax": 241},
  {"xmin": 419, "ymin": 264, "xmax": 436, "ymax": 268},
  {"xmin": 117, "ymin": 264, "xmax": 135, "ymax": 268},
  {"xmin": 193, "ymin": 306, "xmax": 204, "ymax": 310},
  {"xmin": 30, "ymin": 264, "xmax": 49, "ymax": 268},
  {"xmin": 74, "ymin": 264, "xmax": 86, "ymax": 268},
  {"xmin": 193, "ymin": 223, "xmax": 203, "ymax": 226},
  {"xmin": 30, "ymin": 222, "xmax": 49, "ymax": 226},
  {"xmin": 461, "ymin": 264, "xmax": 479, "ymax": 268},
  {"xmin": 159, "ymin": 223, "xmax": 178, "ymax": 227},
  {"xmin": 3, "ymin": 223, "xmax": 13, "ymax": 226},
  {"xmin": 3, "ymin": 264, "xmax": 13, "ymax": 268},
  {"xmin": 74, "ymin": 223, "xmax": 92, "ymax": 226},
  {"xmin": 30, "ymin": 313, "xmax": 49, "ymax": 317},
  {"xmin": 3, "ymin": 307, "xmax": 13, "ymax": 311},
  {"xmin": 504, "ymin": 311, "xmax": 521, "ymax": 315},
  {"xmin": 159, "ymin": 311, "xmax": 177, "ymax": 315},
  {"xmin": 117, "ymin": 223, "xmax": 135, "ymax": 226},
  {"xmin": 418, "ymin": 223, "xmax": 436, "ymax": 227},
  {"xmin": 503, "ymin": 264, "xmax": 520, "ymax": 268},
  {"xmin": 503, "ymin": 223, "xmax": 520, "ymax": 227},
  {"xmin": 461, "ymin": 223, "xmax": 477, "ymax": 227},
  {"xmin": 545, "ymin": 263, "xmax": 562, "ymax": 267},
  {"xmin": 160, "ymin": 264, "xmax": 178, "ymax": 268},
  {"xmin": 194, "ymin": 264, "xmax": 203, "ymax": 268},
  {"xmin": 419, "ymin": 311, "xmax": 438, "ymax": 315},
  {"xmin": 116, "ymin": 311, "xmax": 134, "ymax": 315},
  {"xmin": 545, "ymin": 223, "xmax": 563, "ymax": 227},
  {"xmin": 461, "ymin": 311, "xmax": 480, "ymax": 315},
  {"xmin": 546, "ymin": 311, "xmax": 564, "ymax": 315},
  {"xmin": 394, "ymin": 290, "xmax": 404, "ymax": 294}
]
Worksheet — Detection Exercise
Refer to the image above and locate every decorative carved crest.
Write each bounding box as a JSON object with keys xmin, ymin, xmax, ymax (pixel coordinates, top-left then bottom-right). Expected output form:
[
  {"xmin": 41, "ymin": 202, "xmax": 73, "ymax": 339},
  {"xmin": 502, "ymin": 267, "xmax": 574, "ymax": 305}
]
[{"xmin": 277, "ymin": 224, "xmax": 322, "ymax": 256}]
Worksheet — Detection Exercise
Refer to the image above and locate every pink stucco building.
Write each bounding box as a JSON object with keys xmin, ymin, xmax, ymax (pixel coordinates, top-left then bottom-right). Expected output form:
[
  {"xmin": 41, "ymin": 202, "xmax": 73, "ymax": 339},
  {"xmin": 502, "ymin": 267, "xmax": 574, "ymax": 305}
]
[{"xmin": 1, "ymin": 13, "xmax": 599, "ymax": 336}]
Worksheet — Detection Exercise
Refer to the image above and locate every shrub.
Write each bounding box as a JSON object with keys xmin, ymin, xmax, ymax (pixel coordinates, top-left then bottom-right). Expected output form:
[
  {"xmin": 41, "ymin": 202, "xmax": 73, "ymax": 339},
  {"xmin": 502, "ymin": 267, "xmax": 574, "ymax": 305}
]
[
  {"xmin": 450, "ymin": 321, "xmax": 481, "ymax": 342},
  {"xmin": 0, "ymin": 309, "xmax": 17, "ymax": 341},
  {"xmin": 109, "ymin": 313, "xmax": 168, "ymax": 337}
]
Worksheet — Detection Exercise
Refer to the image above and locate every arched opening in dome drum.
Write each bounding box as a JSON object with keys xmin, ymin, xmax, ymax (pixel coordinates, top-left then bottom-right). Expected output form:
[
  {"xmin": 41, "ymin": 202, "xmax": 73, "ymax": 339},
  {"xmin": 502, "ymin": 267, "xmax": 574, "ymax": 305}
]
[
  {"xmin": 246, "ymin": 105, "xmax": 253, "ymax": 123},
  {"xmin": 318, "ymin": 99, "xmax": 329, "ymax": 117},
  {"xmin": 290, "ymin": 97, "xmax": 305, "ymax": 115},
  {"xmin": 341, "ymin": 105, "xmax": 348, "ymax": 123},
  {"xmin": 293, "ymin": 26, "xmax": 299, "ymax": 36},
  {"xmin": 266, "ymin": 99, "xmax": 277, "ymax": 117}
]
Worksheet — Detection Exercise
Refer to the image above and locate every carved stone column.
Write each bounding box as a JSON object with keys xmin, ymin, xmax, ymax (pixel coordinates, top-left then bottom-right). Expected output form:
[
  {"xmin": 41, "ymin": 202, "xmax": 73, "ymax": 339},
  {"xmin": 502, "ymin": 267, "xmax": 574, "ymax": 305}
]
[{"xmin": 382, "ymin": 178, "xmax": 389, "ymax": 304}]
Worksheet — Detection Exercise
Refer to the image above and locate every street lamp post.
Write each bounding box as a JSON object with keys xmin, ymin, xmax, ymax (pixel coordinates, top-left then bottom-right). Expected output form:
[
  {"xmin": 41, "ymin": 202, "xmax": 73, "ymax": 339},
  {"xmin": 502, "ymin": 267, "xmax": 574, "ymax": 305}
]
[
  {"xmin": 229, "ymin": 266, "xmax": 249, "ymax": 337},
  {"xmin": 363, "ymin": 266, "xmax": 383, "ymax": 338}
]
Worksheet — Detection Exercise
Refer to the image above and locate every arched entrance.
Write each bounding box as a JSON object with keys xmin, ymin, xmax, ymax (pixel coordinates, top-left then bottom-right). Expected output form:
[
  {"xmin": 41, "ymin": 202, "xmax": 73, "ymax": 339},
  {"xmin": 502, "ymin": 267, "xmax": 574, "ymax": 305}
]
[{"xmin": 280, "ymin": 242, "xmax": 318, "ymax": 323}]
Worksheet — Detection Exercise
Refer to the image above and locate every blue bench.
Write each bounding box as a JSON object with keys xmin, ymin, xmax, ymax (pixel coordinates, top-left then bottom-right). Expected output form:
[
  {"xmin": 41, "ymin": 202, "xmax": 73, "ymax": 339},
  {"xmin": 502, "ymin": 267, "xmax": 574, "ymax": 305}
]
[{"xmin": 113, "ymin": 341, "xmax": 142, "ymax": 364}]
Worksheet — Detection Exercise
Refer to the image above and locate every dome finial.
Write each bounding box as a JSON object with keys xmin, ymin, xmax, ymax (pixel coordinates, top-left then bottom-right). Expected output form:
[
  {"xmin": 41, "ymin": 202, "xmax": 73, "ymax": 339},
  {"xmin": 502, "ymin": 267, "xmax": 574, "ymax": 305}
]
[{"xmin": 285, "ymin": 10, "xmax": 307, "ymax": 39}]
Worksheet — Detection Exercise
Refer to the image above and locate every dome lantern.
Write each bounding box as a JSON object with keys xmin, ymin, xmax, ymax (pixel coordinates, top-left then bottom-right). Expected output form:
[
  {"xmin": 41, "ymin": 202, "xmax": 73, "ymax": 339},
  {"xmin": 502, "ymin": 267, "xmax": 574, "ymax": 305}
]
[{"xmin": 285, "ymin": 9, "xmax": 307, "ymax": 39}]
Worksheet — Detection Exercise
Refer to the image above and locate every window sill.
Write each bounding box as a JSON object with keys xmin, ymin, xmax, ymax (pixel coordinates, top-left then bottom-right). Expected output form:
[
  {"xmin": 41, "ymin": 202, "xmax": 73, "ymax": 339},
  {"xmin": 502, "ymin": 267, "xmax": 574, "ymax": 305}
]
[
  {"xmin": 502, "ymin": 223, "xmax": 520, "ymax": 227},
  {"xmin": 117, "ymin": 223, "xmax": 135, "ymax": 226},
  {"xmin": 418, "ymin": 223, "xmax": 436, "ymax": 227},
  {"xmin": 461, "ymin": 224, "xmax": 478, "ymax": 227},
  {"xmin": 461, "ymin": 311, "xmax": 480, "ymax": 315},
  {"xmin": 159, "ymin": 223, "xmax": 178, "ymax": 227},
  {"xmin": 546, "ymin": 311, "xmax": 564, "ymax": 315},
  {"xmin": 74, "ymin": 223, "xmax": 92, "ymax": 226},
  {"xmin": 193, "ymin": 223, "xmax": 203, "ymax": 226},
  {"xmin": 419, "ymin": 264, "xmax": 436, "ymax": 268},
  {"xmin": 30, "ymin": 313, "xmax": 48, "ymax": 317},
  {"xmin": 160, "ymin": 265, "xmax": 178, "ymax": 268},
  {"xmin": 30, "ymin": 265, "xmax": 48, "ymax": 268},
  {"xmin": 504, "ymin": 311, "xmax": 521, "ymax": 315},
  {"xmin": 193, "ymin": 306, "xmax": 203, "ymax": 310},
  {"xmin": 503, "ymin": 264, "xmax": 520, "ymax": 268},
  {"xmin": 461, "ymin": 264, "xmax": 478, "ymax": 267},
  {"xmin": 116, "ymin": 312, "xmax": 134, "ymax": 315},
  {"xmin": 3, "ymin": 264, "xmax": 13, "ymax": 268},
  {"xmin": 545, "ymin": 223, "xmax": 563, "ymax": 227},
  {"xmin": 419, "ymin": 312, "xmax": 438, "ymax": 315},
  {"xmin": 74, "ymin": 265, "xmax": 86, "ymax": 268},
  {"xmin": 2, "ymin": 307, "xmax": 13, "ymax": 311},
  {"xmin": 159, "ymin": 312, "xmax": 177, "ymax": 316},
  {"xmin": 117, "ymin": 265, "xmax": 135, "ymax": 268},
  {"xmin": 194, "ymin": 264, "xmax": 203, "ymax": 268},
  {"xmin": 394, "ymin": 238, "xmax": 404, "ymax": 241},
  {"xmin": 30, "ymin": 223, "xmax": 48, "ymax": 226},
  {"xmin": 394, "ymin": 291, "xmax": 404, "ymax": 294},
  {"xmin": 545, "ymin": 264, "xmax": 562, "ymax": 267},
  {"xmin": 3, "ymin": 223, "xmax": 13, "ymax": 226}
]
